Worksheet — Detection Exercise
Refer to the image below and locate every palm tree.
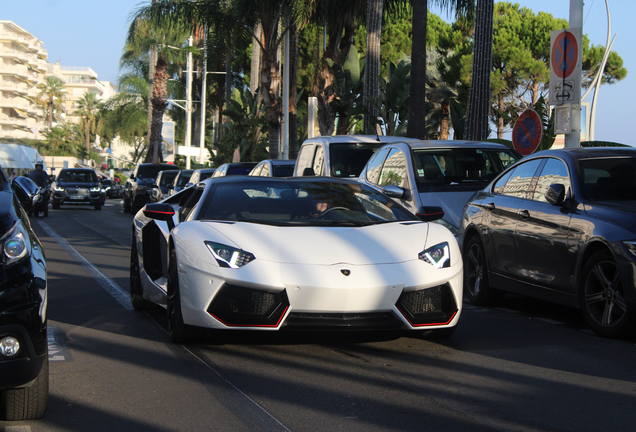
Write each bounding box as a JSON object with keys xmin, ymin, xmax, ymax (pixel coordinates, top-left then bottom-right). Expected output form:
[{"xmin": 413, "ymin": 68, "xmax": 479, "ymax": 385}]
[
  {"xmin": 126, "ymin": 13, "xmax": 190, "ymax": 163},
  {"xmin": 37, "ymin": 77, "xmax": 66, "ymax": 130},
  {"xmin": 296, "ymin": 0, "xmax": 365, "ymax": 136},
  {"xmin": 407, "ymin": 0, "xmax": 473, "ymax": 139},
  {"xmin": 75, "ymin": 92, "xmax": 103, "ymax": 157},
  {"xmin": 464, "ymin": 0, "xmax": 493, "ymax": 141}
]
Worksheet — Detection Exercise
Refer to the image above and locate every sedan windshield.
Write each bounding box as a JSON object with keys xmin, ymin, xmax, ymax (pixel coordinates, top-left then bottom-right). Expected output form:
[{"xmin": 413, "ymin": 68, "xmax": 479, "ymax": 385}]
[
  {"xmin": 413, "ymin": 148, "xmax": 519, "ymax": 191},
  {"xmin": 580, "ymin": 157, "xmax": 636, "ymax": 201},
  {"xmin": 198, "ymin": 180, "xmax": 419, "ymax": 225}
]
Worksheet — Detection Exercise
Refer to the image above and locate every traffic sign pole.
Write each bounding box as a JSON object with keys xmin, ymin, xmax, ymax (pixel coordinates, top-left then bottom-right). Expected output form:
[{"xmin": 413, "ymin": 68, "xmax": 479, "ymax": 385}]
[{"xmin": 565, "ymin": 0, "xmax": 583, "ymax": 148}]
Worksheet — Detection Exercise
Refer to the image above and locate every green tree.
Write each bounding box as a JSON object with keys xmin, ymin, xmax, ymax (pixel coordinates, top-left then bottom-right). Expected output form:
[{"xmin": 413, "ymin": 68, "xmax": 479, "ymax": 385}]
[
  {"xmin": 212, "ymin": 87, "xmax": 269, "ymax": 165},
  {"xmin": 126, "ymin": 10, "xmax": 190, "ymax": 163},
  {"xmin": 407, "ymin": 0, "xmax": 474, "ymax": 140},
  {"xmin": 75, "ymin": 92, "xmax": 103, "ymax": 157},
  {"xmin": 36, "ymin": 77, "xmax": 66, "ymax": 131}
]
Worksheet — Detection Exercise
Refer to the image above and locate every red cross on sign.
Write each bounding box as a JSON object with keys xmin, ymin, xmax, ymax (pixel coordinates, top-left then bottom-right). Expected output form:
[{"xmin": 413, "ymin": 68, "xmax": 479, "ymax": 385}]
[
  {"xmin": 512, "ymin": 109, "xmax": 543, "ymax": 156},
  {"xmin": 552, "ymin": 31, "xmax": 579, "ymax": 79}
]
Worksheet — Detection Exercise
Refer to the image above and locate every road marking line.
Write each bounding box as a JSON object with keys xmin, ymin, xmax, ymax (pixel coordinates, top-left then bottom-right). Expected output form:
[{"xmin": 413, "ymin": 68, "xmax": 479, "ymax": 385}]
[{"xmin": 37, "ymin": 220, "xmax": 133, "ymax": 311}]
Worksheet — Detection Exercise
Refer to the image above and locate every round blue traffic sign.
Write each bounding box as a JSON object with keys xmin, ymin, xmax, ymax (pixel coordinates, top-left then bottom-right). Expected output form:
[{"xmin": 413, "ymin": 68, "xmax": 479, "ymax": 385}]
[{"xmin": 512, "ymin": 110, "xmax": 542, "ymax": 156}]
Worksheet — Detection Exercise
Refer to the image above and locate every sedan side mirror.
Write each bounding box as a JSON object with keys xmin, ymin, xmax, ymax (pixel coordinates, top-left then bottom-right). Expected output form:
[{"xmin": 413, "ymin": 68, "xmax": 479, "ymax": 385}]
[
  {"xmin": 382, "ymin": 185, "xmax": 405, "ymax": 199},
  {"xmin": 545, "ymin": 184, "xmax": 566, "ymax": 206}
]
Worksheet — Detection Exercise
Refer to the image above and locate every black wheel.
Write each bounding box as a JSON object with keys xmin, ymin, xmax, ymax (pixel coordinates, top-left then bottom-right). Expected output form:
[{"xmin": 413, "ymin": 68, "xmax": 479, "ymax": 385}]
[
  {"xmin": 167, "ymin": 249, "xmax": 192, "ymax": 343},
  {"xmin": 463, "ymin": 236, "xmax": 504, "ymax": 306},
  {"xmin": 27, "ymin": 210, "xmax": 33, "ymax": 217},
  {"xmin": 43, "ymin": 206, "xmax": 48, "ymax": 217},
  {"xmin": 123, "ymin": 196, "xmax": 131, "ymax": 213},
  {"xmin": 579, "ymin": 250, "xmax": 636, "ymax": 338},
  {"xmin": 52, "ymin": 201, "xmax": 60, "ymax": 210},
  {"xmin": 94, "ymin": 202, "xmax": 102, "ymax": 210},
  {"xmin": 130, "ymin": 240, "xmax": 153, "ymax": 310},
  {"xmin": 0, "ymin": 347, "xmax": 48, "ymax": 421}
]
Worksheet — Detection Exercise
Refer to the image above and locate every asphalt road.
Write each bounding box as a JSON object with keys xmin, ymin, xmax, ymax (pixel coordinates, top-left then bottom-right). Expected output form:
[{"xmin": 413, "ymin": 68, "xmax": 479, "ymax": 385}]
[{"xmin": 2, "ymin": 200, "xmax": 635, "ymax": 432}]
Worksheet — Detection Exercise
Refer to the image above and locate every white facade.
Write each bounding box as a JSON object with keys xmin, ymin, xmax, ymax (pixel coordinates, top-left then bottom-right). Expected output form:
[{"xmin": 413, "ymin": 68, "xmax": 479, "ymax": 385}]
[
  {"xmin": 0, "ymin": 20, "xmax": 137, "ymax": 170},
  {"xmin": 0, "ymin": 21, "xmax": 48, "ymax": 139}
]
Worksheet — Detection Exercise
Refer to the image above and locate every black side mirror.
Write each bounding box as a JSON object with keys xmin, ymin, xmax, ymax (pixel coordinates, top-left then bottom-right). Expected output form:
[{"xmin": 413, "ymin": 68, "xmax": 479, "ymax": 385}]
[
  {"xmin": 545, "ymin": 184, "xmax": 566, "ymax": 206},
  {"xmin": 12, "ymin": 177, "xmax": 39, "ymax": 211},
  {"xmin": 143, "ymin": 203, "xmax": 176, "ymax": 230},
  {"xmin": 382, "ymin": 185, "xmax": 405, "ymax": 199}
]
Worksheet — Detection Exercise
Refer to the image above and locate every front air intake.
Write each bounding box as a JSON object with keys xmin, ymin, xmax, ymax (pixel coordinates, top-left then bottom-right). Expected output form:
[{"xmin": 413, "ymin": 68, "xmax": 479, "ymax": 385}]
[
  {"xmin": 207, "ymin": 283, "xmax": 289, "ymax": 327},
  {"xmin": 396, "ymin": 284, "xmax": 458, "ymax": 326}
]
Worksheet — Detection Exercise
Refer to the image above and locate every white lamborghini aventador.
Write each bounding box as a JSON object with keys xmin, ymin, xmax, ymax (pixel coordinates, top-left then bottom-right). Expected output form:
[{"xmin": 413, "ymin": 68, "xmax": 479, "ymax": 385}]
[{"xmin": 130, "ymin": 176, "xmax": 463, "ymax": 342}]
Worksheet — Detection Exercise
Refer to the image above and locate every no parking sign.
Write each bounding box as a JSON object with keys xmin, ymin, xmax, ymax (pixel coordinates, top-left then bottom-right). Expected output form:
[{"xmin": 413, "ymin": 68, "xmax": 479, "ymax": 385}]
[{"xmin": 512, "ymin": 109, "xmax": 542, "ymax": 156}]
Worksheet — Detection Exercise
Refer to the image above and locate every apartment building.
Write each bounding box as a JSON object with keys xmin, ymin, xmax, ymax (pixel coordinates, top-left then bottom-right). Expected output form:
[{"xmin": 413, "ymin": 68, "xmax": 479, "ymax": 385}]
[{"xmin": 0, "ymin": 20, "xmax": 48, "ymax": 139}]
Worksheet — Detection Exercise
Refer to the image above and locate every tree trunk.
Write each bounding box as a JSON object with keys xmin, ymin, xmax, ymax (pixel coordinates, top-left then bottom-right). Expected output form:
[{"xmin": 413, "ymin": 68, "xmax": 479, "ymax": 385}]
[
  {"xmin": 262, "ymin": 46, "xmax": 281, "ymax": 159},
  {"xmin": 465, "ymin": 0, "xmax": 494, "ymax": 141},
  {"xmin": 251, "ymin": 23, "xmax": 262, "ymax": 95},
  {"xmin": 48, "ymin": 97, "xmax": 54, "ymax": 130},
  {"xmin": 85, "ymin": 119, "xmax": 91, "ymax": 157},
  {"xmin": 497, "ymin": 96, "xmax": 504, "ymax": 139},
  {"xmin": 289, "ymin": 23, "xmax": 299, "ymax": 159},
  {"xmin": 440, "ymin": 102, "xmax": 450, "ymax": 140},
  {"xmin": 145, "ymin": 56, "xmax": 168, "ymax": 163},
  {"xmin": 407, "ymin": 0, "xmax": 428, "ymax": 139},
  {"xmin": 364, "ymin": 0, "xmax": 383, "ymax": 134}
]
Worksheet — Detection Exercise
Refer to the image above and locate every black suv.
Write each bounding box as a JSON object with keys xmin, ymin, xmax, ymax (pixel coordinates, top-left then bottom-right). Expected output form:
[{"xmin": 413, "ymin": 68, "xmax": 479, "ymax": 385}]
[
  {"xmin": 1, "ymin": 170, "xmax": 48, "ymax": 420},
  {"xmin": 123, "ymin": 163, "xmax": 180, "ymax": 213},
  {"xmin": 51, "ymin": 168, "xmax": 103, "ymax": 210}
]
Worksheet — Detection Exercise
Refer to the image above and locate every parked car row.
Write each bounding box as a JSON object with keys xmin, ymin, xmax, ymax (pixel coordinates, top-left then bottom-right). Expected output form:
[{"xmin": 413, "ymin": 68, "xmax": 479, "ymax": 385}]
[{"xmin": 124, "ymin": 135, "xmax": 636, "ymax": 340}]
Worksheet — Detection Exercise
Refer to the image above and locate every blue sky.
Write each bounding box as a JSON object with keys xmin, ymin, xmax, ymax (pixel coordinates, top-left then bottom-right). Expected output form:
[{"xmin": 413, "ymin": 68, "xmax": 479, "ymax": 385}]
[{"xmin": 3, "ymin": 0, "xmax": 634, "ymax": 145}]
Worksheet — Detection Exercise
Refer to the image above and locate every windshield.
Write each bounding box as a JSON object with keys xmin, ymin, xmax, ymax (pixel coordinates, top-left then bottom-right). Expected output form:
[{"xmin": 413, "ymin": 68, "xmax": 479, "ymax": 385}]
[
  {"xmin": 176, "ymin": 171, "xmax": 193, "ymax": 187},
  {"xmin": 273, "ymin": 164, "xmax": 295, "ymax": 177},
  {"xmin": 329, "ymin": 143, "xmax": 382, "ymax": 178},
  {"xmin": 227, "ymin": 165, "xmax": 254, "ymax": 175},
  {"xmin": 58, "ymin": 170, "xmax": 97, "ymax": 183},
  {"xmin": 580, "ymin": 157, "xmax": 636, "ymax": 201},
  {"xmin": 159, "ymin": 171, "xmax": 179, "ymax": 186},
  {"xmin": 413, "ymin": 148, "xmax": 519, "ymax": 191},
  {"xmin": 199, "ymin": 170, "xmax": 216, "ymax": 180},
  {"xmin": 198, "ymin": 180, "xmax": 419, "ymax": 226}
]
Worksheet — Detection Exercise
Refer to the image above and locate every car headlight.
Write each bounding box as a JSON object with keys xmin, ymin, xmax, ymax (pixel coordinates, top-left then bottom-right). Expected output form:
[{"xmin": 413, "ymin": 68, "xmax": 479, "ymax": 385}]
[
  {"xmin": 1, "ymin": 222, "xmax": 30, "ymax": 267},
  {"xmin": 54, "ymin": 186, "xmax": 65, "ymax": 192},
  {"xmin": 205, "ymin": 242, "xmax": 255, "ymax": 268},
  {"xmin": 90, "ymin": 186, "xmax": 101, "ymax": 192},
  {"xmin": 624, "ymin": 241, "xmax": 636, "ymax": 259},
  {"xmin": 418, "ymin": 242, "xmax": 451, "ymax": 269}
]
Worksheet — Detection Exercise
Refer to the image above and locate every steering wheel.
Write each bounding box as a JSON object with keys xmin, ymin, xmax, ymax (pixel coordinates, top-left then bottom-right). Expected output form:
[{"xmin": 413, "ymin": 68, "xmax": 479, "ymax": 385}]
[{"xmin": 318, "ymin": 206, "xmax": 350, "ymax": 219}]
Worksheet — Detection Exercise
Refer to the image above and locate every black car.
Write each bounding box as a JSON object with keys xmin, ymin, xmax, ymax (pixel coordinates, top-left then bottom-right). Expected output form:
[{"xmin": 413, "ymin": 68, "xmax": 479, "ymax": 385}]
[
  {"xmin": 123, "ymin": 163, "xmax": 180, "ymax": 214},
  {"xmin": 51, "ymin": 168, "xmax": 103, "ymax": 210},
  {"xmin": 99, "ymin": 178, "xmax": 117, "ymax": 199},
  {"xmin": 168, "ymin": 169, "xmax": 193, "ymax": 196},
  {"xmin": 0, "ymin": 169, "xmax": 48, "ymax": 420},
  {"xmin": 460, "ymin": 147, "xmax": 636, "ymax": 338},
  {"xmin": 210, "ymin": 163, "xmax": 256, "ymax": 177},
  {"xmin": 249, "ymin": 159, "xmax": 296, "ymax": 177},
  {"xmin": 149, "ymin": 169, "xmax": 180, "ymax": 203}
]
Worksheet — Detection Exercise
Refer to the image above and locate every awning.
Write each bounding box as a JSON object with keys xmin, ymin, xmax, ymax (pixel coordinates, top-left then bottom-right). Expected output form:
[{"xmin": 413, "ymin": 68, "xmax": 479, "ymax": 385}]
[
  {"xmin": 0, "ymin": 144, "xmax": 36, "ymax": 169},
  {"xmin": 13, "ymin": 108, "xmax": 28, "ymax": 118}
]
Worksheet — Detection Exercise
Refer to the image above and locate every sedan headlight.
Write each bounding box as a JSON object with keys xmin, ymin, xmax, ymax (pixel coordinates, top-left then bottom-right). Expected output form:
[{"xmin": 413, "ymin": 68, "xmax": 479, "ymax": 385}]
[
  {"xmin": 90, "ymin": 186, "xmax": 101, "ymax": 192},
  {"xmin": 418, "ymin": 242, "xmax": 451, "ymax": 269},
  {"xmin": 624, "ymin": 241, "xmax": 636, "ymax": 259},
  {"xmin": 53, "ymin": 186, "xmax": 65, "ymax": 192},
  {"xmin": 205, "ymin": 242, "xmax": 255, "ymax": 268},
  {"xmin": 1, "ymin": 222, "xmax": 30, "ymax": 267}
]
